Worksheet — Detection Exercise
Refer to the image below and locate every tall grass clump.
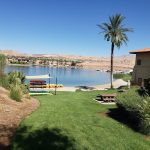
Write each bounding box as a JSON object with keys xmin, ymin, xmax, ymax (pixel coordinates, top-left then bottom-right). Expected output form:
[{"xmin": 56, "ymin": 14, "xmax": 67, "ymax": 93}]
[
  {"xmin": 8, "ymin": 72, "xmax": 27, "ymax": 101},
  {"xmin": 0, "ymin": 75, "xmax": 9, "ymax": 89},
  {"xmin": 0, "ymin": 54, "xmax": 10, "ymax": 89},
  {"xmin": 117, "ymin": 88, "xmax": 150, "ymax": 135},
  {"xmin": 0, "ymin": 54, "xmax": 6, "ymax": 76},
  {"xmin": 10, "ymin": 84, "xmax": 22, "ymax": 102}
]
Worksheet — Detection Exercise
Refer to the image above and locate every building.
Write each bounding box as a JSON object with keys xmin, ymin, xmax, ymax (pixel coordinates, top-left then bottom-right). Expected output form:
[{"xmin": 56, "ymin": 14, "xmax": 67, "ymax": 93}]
[{"xmin": 130, "ymin": 48, "xmax": 150, "ymax": 87}]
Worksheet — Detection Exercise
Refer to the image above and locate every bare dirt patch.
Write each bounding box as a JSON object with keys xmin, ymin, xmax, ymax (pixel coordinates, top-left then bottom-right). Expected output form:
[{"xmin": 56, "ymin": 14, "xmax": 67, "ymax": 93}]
[
  {"xmin": 97, "ymin": 112, "xmax": 109, "ymax": 117},
  {"xmin": 145, "ymin": 136, "xmax": 150, "ymax": 142},
  {"xmin": 0, "ymin": 87, "xmax": 40, "ymax": 149}
]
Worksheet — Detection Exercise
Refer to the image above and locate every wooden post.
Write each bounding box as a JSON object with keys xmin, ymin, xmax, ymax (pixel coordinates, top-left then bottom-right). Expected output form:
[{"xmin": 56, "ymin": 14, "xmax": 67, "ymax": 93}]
[
  {"xmin": 49, "ymin": 73, "xmax": 51, "ymax": 89},
  {"xmin": 55, "ymin": 77, "xmax": 57, "ymax": 95}
]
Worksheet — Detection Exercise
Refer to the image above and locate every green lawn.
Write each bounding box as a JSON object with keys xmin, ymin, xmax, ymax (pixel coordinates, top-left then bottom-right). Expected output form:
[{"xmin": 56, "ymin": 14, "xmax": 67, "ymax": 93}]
[{"xmin": 11, "ymin": 90, "xmax": 150, "ymax": 150}]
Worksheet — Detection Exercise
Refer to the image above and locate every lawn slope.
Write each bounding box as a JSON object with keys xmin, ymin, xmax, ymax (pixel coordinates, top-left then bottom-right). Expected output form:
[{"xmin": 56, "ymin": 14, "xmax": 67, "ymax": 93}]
[{"xmin": 11, "ymin": 91, "xmax": 150, "ymax": 150}]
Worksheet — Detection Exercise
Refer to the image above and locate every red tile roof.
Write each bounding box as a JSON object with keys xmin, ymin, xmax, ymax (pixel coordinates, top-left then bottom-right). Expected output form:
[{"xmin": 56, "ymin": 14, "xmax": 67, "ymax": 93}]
[{"xmin": 130, "ymin": 48, "xmax": 150, "ymax": 54}]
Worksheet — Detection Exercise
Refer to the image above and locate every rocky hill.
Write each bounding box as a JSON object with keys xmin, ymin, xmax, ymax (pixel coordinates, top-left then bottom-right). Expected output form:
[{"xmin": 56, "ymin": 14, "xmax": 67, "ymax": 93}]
[
  {"xmin": 0, "ymin": 50, "xmax": 135, "ymax": 70},
  {"xmin": 0, "ymin": 50, "xmax": 29, "ymax": 56}
]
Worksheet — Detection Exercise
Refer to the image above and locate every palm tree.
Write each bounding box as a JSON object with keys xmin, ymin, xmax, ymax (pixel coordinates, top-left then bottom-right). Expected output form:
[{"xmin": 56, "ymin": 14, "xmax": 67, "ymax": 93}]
[{"xmin": 98, "ymin": 14, "xmax": 133, "ymax": 88}]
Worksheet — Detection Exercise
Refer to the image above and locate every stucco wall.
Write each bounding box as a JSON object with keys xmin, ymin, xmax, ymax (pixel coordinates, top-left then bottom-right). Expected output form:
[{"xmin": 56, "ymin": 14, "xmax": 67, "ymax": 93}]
[{"xmin": 132, "ymin": 53, "xmax": 150, "ymax": 85}]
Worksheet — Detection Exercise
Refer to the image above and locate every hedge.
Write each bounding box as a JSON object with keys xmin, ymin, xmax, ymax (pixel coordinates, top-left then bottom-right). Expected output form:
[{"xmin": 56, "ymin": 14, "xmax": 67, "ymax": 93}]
[{"xmin": 116, "ymin": 88, "xmax": 150, "ymax": 135}]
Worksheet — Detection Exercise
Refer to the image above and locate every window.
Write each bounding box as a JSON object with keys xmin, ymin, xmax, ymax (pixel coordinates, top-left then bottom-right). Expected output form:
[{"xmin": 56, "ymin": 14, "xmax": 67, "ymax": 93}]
[{"xmin": 137, "ymin": 59, "xmax": 141, "ymax": 65}]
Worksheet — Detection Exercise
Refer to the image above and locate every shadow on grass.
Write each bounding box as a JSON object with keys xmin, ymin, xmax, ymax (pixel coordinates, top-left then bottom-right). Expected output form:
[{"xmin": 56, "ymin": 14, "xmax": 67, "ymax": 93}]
[
  {"xmin": 75, "ymin": 86, "xmax": 95, "ymax": 90},
  {"xmin": 107, "ymin": 108, "xmax": 139, "ymax": 132},
  {"xmin": 0, "ymin": 124, "xmax": 17, "ymax": 150},
  {"xmin": 11, "ymin": 126, "xmax": 76, "ymax": 150},
  {"xmin": 0, "ymin": 143, "xmax": 10, "ymax": 150}
]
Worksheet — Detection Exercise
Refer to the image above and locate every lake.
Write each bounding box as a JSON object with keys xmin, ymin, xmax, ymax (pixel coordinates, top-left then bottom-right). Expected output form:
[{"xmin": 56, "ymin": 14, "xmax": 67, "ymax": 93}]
[{"xmin": 5, "ymin": 65, "xmax": 110, "ymax": 86}]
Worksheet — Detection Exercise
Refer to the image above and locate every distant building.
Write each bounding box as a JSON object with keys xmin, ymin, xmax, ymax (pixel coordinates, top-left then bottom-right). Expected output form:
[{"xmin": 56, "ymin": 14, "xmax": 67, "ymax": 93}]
[{"xmin": 130, "ymin": 48, "xmax": 150, "ymax": 87}]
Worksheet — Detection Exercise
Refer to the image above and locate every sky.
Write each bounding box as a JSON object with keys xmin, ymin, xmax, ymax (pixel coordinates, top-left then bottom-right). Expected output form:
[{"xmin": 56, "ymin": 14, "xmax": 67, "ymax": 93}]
[{"xmin": 0, "ymin": 0, "xmax": 150, "ymax": 56}]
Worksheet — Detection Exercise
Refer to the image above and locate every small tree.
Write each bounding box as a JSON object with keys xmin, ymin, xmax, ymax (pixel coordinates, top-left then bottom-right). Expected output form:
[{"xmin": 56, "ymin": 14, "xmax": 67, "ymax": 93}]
[{"xmin": 71, "ymin": 61, "xmax": 76, "ymax": 67}]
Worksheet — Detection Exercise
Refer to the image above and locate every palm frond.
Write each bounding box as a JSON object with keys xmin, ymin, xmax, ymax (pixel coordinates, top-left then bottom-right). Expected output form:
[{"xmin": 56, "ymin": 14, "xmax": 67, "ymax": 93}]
[
  {"xmin": 120, "ymin": 27, "xmax": 133, "ymax": 32},
  {"xmin": 98, "ymin": 14, "xmax": 133, "ymax": 47}
]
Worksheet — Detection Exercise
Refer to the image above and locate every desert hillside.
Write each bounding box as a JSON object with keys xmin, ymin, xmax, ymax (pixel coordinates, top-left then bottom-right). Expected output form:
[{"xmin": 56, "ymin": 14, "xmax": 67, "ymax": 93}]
[
  {"xmin": 0, "ymin": 50, "xmax": 29, "ymax": 56},
  {"xmin": 0, "ymin": 87, "xmax": 39, "ymax": 147},
  {"xmin": 0, "ymin": 50, "xmax": 135, "ymax": 71}
]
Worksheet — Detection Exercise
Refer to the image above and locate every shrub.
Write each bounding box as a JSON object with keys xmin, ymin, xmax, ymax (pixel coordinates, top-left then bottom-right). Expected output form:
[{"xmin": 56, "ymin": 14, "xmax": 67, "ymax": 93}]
[
  {"xmin": 0, "ymin": 71, "xmax": 28, "ymax": 101},
  {"xmin": 144, "ymin": 78, "xmax": 150, "ymax": 95},
  {"xmin": 116, "ymin": 88, "xmax": 150, "ymax": 135},
  {"xmin": 71, "ymin": 61, "xmax": 77, "ymax": 66},
  {"xmin": 0, "ymin": 54, "xmax": 6, "ymax": 76},
  {"xmin": 20, "ymin": 84, "xmax": 29, "ymax": 94},
  {"xmin": 10, "ymin": 84, "xmax": 22, "ymax": 102},
  {"xmin": 0, "ymin": 75, "xmax": 9, "ymax": 89},
  {"xmin": 8, "ymin": 71, "xmax": 25, "ymax": 85},
  {"xmin": 114, "ymin": 73, "xmax": 132, "ymax": 82},
  {"xmin": 76, "ymin": 89, "xmax": 82, "ymax": 92},
  {"xmin": 137, "ymin": 97, "xmax": 150, "ymax": 134}
]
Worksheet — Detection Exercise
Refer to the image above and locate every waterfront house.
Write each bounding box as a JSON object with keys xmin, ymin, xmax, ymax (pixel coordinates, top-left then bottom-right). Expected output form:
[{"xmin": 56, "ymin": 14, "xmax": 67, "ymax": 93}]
[{"xmin": 130, "ymin": 48, "xmax": 150, "ymax": 87}]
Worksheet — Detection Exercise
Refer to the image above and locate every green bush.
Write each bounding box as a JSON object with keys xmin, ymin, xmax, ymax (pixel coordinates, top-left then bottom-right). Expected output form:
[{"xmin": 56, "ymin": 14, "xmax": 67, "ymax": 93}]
[
  {"xmin": 20, "ymin": 84, "xmax": 29, "ymax": 94},
  {"xmin": 1, "ymin": 71, "xmax": 28, "ymax": 101},
  {"xmin": 76, "ymin": 89, "xmax": 82, "ymax": 92},
  {"xmin": 0, "ymin": 54, "xmax": 6, "ymax": 76},
  {"xmin": 8, "ymin": 72, "xmax": 28, "ymax": 101},
  {"xmin": 8, "ymin": 71, "xmax": 25, "ymax": 85},
  {"xmin": 116, "ymin": 88, "xmax": 150, "ymax": 135},
  {"xmin": 10, "ymin": 84, "xmax": 22, "ymax": 102},
  {"xmin": 0, "ymin": 75, "xmax": 9, "ymax": 89},
  {"xmin": 0, "ymin": 56, "xmax": 27, "ymax": 101},
  {"xmin": 137, "ymin": 97, "xmax": 150, "ymax": 134},
  {"xmin": 114, "ymin": 73, "xmax": 132, "ymax": 82}
]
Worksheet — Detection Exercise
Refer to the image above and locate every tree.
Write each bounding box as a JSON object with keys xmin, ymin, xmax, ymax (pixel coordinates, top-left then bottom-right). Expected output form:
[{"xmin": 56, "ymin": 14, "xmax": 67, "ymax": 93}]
[
  {"xmin": 0, "ymin": 54, "xmax": 6, "ymax": 76},
  {"xmin": 98, "ymin": 14, "xmax": 133, "ymax": 88},
  {"xmin": 71, "ymin": 61, "xmax": 76, "ymax": 67}
]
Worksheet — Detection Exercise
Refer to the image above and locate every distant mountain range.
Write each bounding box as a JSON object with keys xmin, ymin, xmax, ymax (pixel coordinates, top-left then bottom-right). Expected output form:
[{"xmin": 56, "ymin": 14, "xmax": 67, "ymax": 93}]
[
  {"xmin": 0, "ymin": 50, "xmax": 29, "ymax": 56},
  {"xmin": 0, "ymin": 49, "xmax": 135, "ymax": 70}
]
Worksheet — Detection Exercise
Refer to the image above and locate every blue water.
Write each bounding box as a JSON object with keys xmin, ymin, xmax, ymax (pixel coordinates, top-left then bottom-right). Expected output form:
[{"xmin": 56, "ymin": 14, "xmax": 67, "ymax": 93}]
[{"xmin": 5, "ymin": 65, "xmax": 110, "ymax": 86}]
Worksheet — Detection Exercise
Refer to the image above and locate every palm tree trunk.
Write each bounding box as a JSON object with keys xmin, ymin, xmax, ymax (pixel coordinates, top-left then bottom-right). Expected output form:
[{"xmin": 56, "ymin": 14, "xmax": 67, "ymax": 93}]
[{"xmin": 110, "ymin": 42, "xmax": 114, "ymax": 88}]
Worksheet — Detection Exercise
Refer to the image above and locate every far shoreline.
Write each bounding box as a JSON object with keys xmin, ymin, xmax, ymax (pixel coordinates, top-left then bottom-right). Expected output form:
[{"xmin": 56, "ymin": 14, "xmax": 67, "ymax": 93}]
[
  {"xmin": 40, "ymin": 79, "xmax": 128, "ymax": 92},
  {"xmin": 7, "ymin": 63, "xmax": 133, "ymax": 72},
  {"xmin": 7, "ymin": 63, "xmax": 32, "ymax": 67}
]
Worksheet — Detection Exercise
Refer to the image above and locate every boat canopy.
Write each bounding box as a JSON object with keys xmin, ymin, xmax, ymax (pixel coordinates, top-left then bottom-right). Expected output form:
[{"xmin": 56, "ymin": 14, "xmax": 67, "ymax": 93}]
[{"xmin": 26, "ymin": 74, "xmax": 53, "ymax": 79}]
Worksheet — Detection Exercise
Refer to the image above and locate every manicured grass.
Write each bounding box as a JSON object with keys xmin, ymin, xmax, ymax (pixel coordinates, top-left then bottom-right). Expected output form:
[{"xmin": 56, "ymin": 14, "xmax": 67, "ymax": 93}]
[{"xmin": 11, "ymin": 90, "xmax": 150, "ymax": 150}]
